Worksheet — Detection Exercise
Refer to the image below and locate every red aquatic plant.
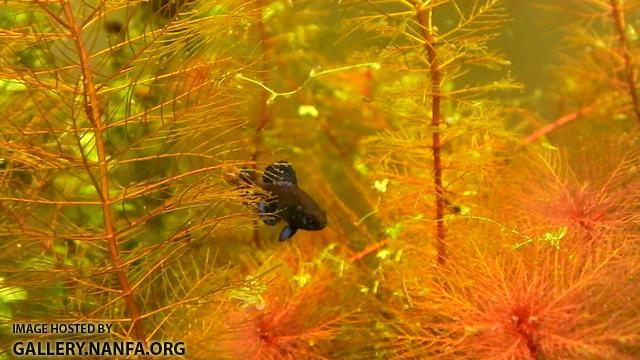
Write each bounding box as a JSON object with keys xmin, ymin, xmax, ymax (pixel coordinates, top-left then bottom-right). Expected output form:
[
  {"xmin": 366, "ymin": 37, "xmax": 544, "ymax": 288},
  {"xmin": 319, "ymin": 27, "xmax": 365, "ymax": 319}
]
[
  {"xmin": 493, "ymin": 147, "xmax": 640, "ymax": 253},
  {"xmin": 184, "ymin": 251, "xmax": 358, "ymax": 360},
  {"xmin": 227, "ymin": 276, "xmax": 347, "ymax": 359},
  {"xmin": 388, "ymin": 234, "xmax": 640, "ymax": 359}
]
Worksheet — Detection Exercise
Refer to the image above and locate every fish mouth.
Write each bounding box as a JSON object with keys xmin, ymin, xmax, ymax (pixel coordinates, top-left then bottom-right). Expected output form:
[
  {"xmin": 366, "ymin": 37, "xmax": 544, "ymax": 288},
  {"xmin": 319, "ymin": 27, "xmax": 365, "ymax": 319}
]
[{"xmin": 319, "ymin": 213, "xmax": 328, "ymax": 228}]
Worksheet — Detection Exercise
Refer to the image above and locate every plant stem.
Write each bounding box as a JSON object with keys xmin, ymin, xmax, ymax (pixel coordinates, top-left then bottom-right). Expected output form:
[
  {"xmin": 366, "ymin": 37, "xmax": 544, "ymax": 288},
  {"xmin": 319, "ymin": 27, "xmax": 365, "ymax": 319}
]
[
  {"xmin": 59, "ymin": 0, "xmax": 145, "ymax": 341},
  {"xmin": 523, "ymin": 105, "xmax": 595, "ymax": 144},
  {"xmin": 254, "ymin": 0, "xmax": 272, "ymax": 137},
  {"xmin": 251, "ymin": 0, "xmax": 272, "ymax": 248},
  {"xmin": 610, "ymin": 0, "xmax": 640, "ymax": 124},
  {"xmin": 350, "ymin": 239, "xmax": 389, "ymax": 263},
  {"xmin": 415, "ymin": 1, "xmax": 446, "ymax": 265}
]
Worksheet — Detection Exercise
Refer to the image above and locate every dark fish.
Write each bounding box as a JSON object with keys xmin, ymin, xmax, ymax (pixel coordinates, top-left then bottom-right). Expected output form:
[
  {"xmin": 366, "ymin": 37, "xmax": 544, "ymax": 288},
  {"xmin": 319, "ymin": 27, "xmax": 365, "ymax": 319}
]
[{"xmin": 240, "ymin": 162, "xmax": 327, "ymax": 241}]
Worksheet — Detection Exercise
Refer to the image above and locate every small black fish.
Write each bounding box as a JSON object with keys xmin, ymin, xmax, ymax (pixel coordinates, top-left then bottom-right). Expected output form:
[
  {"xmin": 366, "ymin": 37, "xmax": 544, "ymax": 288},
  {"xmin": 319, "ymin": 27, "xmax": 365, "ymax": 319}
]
[{"xmin": 239, "ymin": 162, "xmax": 327, "ymax": 241}]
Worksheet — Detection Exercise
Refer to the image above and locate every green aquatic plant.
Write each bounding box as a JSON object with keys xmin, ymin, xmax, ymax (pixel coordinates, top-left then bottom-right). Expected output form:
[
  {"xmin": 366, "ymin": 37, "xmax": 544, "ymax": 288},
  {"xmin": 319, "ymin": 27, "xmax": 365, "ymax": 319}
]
[
  {"xmin": 1, "ymin": 1, "xmax": 639, "ymax": 359},
  {"xmin": 530, "ymin": 0, "xmax": 640, "ymax": 141},
  {"xmin": 0, "ymin": 0, "xmax": 257, "ymax": 345},
  {"xmin": 346, "ymin": 0, "xmax": 519, "ymax": 264}
]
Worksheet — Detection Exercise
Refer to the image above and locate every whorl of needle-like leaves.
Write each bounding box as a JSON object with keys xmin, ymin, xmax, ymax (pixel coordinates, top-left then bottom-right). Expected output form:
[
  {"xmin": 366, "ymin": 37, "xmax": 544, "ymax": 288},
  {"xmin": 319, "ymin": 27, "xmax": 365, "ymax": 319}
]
[
  {"xmin": 344, "ymin": 0, "xmax": 519, "ymax": 264},
  {"xmin": 0, "ymin": 0, "xmax": 259, "ymax": 346}
]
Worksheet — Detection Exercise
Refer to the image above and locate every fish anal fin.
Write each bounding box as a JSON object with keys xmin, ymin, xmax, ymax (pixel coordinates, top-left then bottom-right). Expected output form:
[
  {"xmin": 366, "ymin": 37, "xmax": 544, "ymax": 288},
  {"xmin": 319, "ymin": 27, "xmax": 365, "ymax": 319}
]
[{"xmin": 279, "ymin": 225, "xmax": 298, "ymax": 241}]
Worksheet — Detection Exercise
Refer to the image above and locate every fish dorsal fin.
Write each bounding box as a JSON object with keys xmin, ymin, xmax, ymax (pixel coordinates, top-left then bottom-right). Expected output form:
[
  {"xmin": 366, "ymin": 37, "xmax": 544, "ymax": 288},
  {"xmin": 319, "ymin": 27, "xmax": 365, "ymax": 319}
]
[
  {"xmin": 263, "ymin": 161, "xmax": 297, "ymax": 185},
  {"xmin": 238, "ymin": 168, "xmax": 257, "ymax": 185}
]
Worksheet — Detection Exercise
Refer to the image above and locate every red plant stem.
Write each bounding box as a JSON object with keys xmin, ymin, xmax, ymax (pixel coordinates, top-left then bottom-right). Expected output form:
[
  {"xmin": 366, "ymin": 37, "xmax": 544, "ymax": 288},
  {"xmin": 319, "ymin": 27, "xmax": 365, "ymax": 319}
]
[
  {"xmin": 416, "ymin": 2, "xmax": 446, "ymax": 265},
  {"xmin": 251, "ymin": 0, "xmax": 272, "ymax": 248},
  {"xmin": 526, "ymin": 338, "xmax": 538, "ymax": 359},
  {"xmin": 523, "ymin": 105, "xmax": 595, "ymax": 144},
  {"xmin": 515, "ymin": 317, "xmax": 539, "ymax": 359},
  {"xmin": 253, "ymin": 0, "xmax": 272, "ymax": 139},
  {"xmin": 610, "ymin": 0, "xmax": 640, "ymax": 124},
  {"xmin": 350, "ymin": 239, "xmax": 389, "ymax": 263},
  {"xmin": 59, "ymin": 0, "xmax": 145, "ymax": 341}
]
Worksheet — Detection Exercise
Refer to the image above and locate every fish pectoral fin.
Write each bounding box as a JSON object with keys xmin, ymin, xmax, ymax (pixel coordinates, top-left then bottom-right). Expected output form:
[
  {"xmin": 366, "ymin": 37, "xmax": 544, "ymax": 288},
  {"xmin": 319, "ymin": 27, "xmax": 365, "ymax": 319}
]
[
  {"xmin": 257, "ymin": 201, "xmax": 280, "ymax": 225},
  {"xmin": 279, "ymin": 225, "xmax": 298, "ymax": 241},
  {"xmin": 263, "ymin": 161, "xmax": 297, "ymax": 185},
  {"xmin": 260, "ymin": 214, "xmax": 280, "ymax": 226}
]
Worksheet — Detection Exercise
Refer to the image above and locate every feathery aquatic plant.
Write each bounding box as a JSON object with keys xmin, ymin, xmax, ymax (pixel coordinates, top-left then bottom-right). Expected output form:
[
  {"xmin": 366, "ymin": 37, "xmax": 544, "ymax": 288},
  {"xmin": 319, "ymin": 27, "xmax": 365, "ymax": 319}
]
[
  {"xmin": 345, "ymin": 0, "xmax": 519, "ymax": 265},
  {"xmin": 0, "ymin": 0, "xmax": 256, "ymax": 345}
]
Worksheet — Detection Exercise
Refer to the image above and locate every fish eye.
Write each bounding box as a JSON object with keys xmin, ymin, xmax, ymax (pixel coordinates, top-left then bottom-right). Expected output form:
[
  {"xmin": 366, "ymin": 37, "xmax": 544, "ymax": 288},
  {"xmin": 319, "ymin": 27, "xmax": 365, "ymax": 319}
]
[{"xmin": 303, "ymin": 215, "xmax": 314, "ymax": 226}]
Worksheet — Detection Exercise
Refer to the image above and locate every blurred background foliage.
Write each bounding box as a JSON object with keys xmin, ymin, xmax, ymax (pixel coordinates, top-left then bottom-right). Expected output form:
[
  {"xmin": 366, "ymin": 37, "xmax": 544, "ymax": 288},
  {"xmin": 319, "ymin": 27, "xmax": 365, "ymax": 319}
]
[{"xmin": 0, "ymin": 0, "xmax": 639, "ymax": 359}]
